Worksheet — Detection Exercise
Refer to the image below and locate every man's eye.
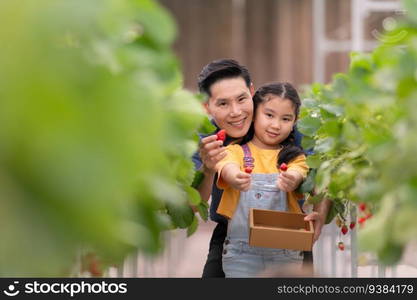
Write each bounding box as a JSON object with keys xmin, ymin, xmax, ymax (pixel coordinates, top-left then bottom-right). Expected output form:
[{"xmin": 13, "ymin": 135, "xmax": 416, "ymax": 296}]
[{"xmin": 238, "ymin": 97, "xmax": 246, "ymax": 102}]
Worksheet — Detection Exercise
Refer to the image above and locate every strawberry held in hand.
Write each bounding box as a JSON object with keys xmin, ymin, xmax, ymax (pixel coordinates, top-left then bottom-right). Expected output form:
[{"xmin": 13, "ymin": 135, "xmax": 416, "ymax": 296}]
[
  {"xmin": 279, "ymin": 163, "xmax": 288, "ymax": 172},
  {"xmin": 244, "ymin": 167, "xmax": 253, "ymax": 174},
  {"xmin": 216, "ymin": 129, "xmax": 226, "ymax": 142}
]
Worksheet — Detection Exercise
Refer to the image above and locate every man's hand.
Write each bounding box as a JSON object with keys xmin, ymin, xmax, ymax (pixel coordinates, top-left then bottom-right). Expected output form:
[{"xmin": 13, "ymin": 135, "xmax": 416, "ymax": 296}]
[
  {"xmin": 304, "ymin": 196, "xmax": 332, "ymax": 243},
  {"xmin": 199, "ymin": 135, "xmax": 226, "ymax": 174},
  {"xmin": 277, "ymin": 170, "xmax": 303, "ymax": 192},
  {"xmin": 304, "ymin": 211, "xmax": 325, "ymax": 244}
]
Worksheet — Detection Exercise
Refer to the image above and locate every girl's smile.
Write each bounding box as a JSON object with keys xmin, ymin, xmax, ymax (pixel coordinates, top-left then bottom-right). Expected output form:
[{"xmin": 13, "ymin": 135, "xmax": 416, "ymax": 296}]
[{"xmin": 251, "ymin": 96, "xmax": 296, "ymax": 150}]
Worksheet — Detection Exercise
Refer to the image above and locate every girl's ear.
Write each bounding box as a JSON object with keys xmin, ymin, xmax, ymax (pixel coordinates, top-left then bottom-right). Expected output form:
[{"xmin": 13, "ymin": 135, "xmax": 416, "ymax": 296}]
[{"xmin": 250, "ymin": 83, "xmax": 255, "ymax": 97}]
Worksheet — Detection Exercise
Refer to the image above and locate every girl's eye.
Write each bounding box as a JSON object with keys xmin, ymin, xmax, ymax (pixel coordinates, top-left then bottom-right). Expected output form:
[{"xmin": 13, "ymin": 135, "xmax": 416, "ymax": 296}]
[{"xmin": 266, "ymin": 113, "xmax": 273, "ymax": 118}]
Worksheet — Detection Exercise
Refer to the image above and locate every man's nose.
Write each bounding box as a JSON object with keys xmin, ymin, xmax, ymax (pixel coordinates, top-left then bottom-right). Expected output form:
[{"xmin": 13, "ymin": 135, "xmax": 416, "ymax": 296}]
[{"xmin": 229, "ymin": 102, "xmax": 241, "ymax": 117}]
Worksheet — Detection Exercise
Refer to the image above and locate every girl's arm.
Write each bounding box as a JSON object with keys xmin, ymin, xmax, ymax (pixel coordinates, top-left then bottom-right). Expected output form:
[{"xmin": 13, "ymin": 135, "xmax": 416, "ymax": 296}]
[
  {"xmin": 277, "ymin": 170, "xmax": 303, "ymax": 192},
  {"xmin": 220, "ymin": 163, "xmax": 251, "ymax": 192}
]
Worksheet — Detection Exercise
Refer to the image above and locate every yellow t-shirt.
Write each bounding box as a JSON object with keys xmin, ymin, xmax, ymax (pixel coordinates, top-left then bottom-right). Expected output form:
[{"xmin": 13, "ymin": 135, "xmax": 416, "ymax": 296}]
[{"xmin": 215, "ymin": 141, "xmax": 308, "ymax": 219}]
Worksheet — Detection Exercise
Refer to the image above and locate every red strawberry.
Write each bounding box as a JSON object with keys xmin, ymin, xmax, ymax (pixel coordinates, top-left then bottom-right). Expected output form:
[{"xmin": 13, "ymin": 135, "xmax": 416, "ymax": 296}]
[
  {"xmin": 84, "ymin": 253, "xmax": 102, "ymax": 277},
  {"xmin": 216, "ymin": 129, "xmax": 226, "ymax": 141},
  {"xmin": 349, "ymin": 221, "xmax": 356, "ymax": 230},
  {"xmin": 279, "ymin": 163, "xmax": 288, "ymax": 172},
  {"xmin": 358, "ymin": 217, "xmax": 366, "ymax": 225},
  {"xmin": 341, "ymin": 225, "xmax": 348, "ymax": 235},
  {"xmin": 244, "ymin": 167, "xmax": 253, "ymax": 174},
  {"xmin": 359, "ymin": 203, "xmax": 367, "ymax": 212},
  {"xmin": 338, "ymin": 242, "xmax": 345, "ymax": 251}
]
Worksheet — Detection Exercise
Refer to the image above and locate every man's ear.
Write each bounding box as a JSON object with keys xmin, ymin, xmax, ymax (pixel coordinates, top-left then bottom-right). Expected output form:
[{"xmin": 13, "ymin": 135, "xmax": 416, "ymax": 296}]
[
  {"xmin": 250, "ymin": 83, "xmax": 255, "ymax": 97},
  {"xmin": 202, "ymin": 101, "xmax": 211, "ymax": 115}
]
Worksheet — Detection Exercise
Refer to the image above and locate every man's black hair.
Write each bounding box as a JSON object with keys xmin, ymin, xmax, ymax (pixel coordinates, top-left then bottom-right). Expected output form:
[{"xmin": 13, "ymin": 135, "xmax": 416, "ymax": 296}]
[{"xmin": 198, "ymin": 59, "xmax": 251, "ymax": 97}]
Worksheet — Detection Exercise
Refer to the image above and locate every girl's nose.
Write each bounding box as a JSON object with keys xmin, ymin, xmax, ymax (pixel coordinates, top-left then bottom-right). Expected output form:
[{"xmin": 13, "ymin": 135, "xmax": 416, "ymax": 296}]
[{"xmin": 271, "ymin": 120, "xmax": 281, "ymax": 129}]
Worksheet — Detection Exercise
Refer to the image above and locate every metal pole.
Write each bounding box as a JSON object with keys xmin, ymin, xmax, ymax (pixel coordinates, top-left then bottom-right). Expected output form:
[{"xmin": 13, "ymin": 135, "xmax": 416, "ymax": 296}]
[
  {"xmin": 313, "ymin": 0, "xmax": 326, "ymax": 83},
  {"xmin": 352, "ymin": 0, "xmax": 365, "ymax": 52}
]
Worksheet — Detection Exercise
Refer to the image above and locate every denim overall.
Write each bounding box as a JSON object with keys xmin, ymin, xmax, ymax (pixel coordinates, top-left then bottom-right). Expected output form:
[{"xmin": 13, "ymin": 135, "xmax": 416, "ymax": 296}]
[{"xmin": 222, "ymin": 144, "xmax": 303, "ymax": 278}]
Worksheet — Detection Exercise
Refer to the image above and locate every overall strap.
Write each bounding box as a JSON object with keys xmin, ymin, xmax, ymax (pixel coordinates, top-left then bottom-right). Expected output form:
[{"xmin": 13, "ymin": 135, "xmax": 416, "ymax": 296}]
[{"xmin": 241, "ymin": 144, "xmax": 255, "ymax": 169}]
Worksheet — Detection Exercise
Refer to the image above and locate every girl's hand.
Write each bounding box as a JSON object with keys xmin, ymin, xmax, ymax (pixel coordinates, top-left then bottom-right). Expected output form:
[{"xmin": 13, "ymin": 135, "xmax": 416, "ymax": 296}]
[
  {"xmin": 230, "ymin": 171, "xmax": 251, "ymax": 192},
  {"xmin": 199, "ymin": 135, "xmax": 226, "ymax": 175},
  {"xmin": 277, "ymin": 170, "xmax": 303, "ymax": 192}
]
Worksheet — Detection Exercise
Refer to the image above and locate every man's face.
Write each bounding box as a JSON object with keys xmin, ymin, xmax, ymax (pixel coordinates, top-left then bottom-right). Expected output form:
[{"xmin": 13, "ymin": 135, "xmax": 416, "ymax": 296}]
[{"xmin": 204, "ymin": 77, "xmax": 254, "ymax": 138}]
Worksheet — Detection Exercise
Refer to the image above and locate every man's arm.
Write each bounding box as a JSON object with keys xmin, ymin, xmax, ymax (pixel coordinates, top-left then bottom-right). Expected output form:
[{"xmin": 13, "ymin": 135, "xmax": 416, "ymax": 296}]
[
  {"xmin": 196, "ymin": 135, "xmax": 226, "ymax": 202},
  {"xmin": 304, "ymin": 196, "xmax": 332, "ymax": 243},
  {"xmin": 197, "ymin": 167, "xmax": 216, "ymax": 202}
]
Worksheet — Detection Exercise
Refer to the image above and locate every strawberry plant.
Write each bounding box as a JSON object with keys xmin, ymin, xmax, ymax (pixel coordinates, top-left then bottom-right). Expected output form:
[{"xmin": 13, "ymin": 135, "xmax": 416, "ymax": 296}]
[
  {"xmin": 0, "ymin": 0, "xmax": 206, "ymax": 276},
  {"xmin": 299, "ymin": 0, "xmax": 417, "ymax": 264}
]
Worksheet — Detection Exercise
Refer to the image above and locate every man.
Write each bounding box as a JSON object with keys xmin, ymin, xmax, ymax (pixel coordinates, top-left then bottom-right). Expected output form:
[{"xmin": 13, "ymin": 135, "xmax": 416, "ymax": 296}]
[{"xmin": 192, "ymin": 59, "xmax": 330, "ymax": 277}]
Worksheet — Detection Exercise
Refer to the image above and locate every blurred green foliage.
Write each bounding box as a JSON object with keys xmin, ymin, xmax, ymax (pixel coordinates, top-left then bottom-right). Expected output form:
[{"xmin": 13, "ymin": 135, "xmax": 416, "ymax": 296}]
[
  {"xmin": 0, "ymin": 0, "xmax": 206, "ymax": 276},
  {"xmin": 299, "ymin": 0, "xmax": 417, "ymax": 265}
]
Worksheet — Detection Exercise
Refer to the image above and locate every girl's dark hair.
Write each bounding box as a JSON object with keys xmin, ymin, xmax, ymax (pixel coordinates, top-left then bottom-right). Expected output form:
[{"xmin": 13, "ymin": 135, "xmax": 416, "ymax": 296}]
[{"xmin": 240, "ymin": 82, "xmax": 304, "ymax": 166}]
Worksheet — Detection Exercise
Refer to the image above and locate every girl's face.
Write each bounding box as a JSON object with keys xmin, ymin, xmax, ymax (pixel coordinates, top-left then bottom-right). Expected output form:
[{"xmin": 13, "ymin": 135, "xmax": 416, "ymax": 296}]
[{"xmin": 251, "ymin": 96, "xmax": 297, "ymax": 150}]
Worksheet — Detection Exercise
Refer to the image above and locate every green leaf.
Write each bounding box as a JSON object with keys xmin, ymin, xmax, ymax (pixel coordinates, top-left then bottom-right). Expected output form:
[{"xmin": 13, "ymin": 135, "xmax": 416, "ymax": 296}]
[
  {"xmin": 297, "ymin": 169, "xmax": 316, "ymax": 194},
  {"xmin": 319, "ymin": 104, "xmax": 344, "ymax": 117},
  {"xmin": 325, "ymin": 202, "xmax": 337, "ymax": 224},
  {"xmin": 185, "ymin": 186, "xmax": 201, "ymax": 206},
  {"xmin": 318, "ymin": 119, "xmax": 341, "ymax": 137},
  {"xmin": 135, "ymin": 0, "xmax": 177, "ymax": 48},
  {"xmin": 306, "ymin": 154, "xmax": 321, "ymax": 169},
  {"xmin": 314, "ymin": 137, "xmax": 335, "ymax": 153},
  {"xmin": 166, "ymin": 203, "xmax": 194, "ymax": 229},
  {"xmin": 377, "ymin": 242, "xmax": 404, "ymax": 266},
  {"xmin": 297, "ymin": 116, "xmax": 321, "ymax": 137},
  {"xmin": 403, "ymin": 0, "xmax": 417, "ymax": 24},
  {"xmin": 306, "ymin": 193, "xmax": 324, "ymax": 205},
  {"xmin": 196, "ymin": 200, "xmax": 209, "ymax": 221},
  {"xmin": 325, "ymin": 200, "xmax": 344, "ymax": 224},
  {"xmin": 198, "ymin": 117, "xmax": 216, "ymax": 135},
  {"xmin": 186, "ymin": 215, "xmax": 199, "ymax": 237},
  {"xmin": 301, "ymin": 136, "xmax": 315, "ymax": 150},
  {"xmin": 302, "ymin": 98, "xmax": 318, "ymax": 109},
  {"xmin": 191, "ymin": 170, "xmax": 205, "ymax": 189}
]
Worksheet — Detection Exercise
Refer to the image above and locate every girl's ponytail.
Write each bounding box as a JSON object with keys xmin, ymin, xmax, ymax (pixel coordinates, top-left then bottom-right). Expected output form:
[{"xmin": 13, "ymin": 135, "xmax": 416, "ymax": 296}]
[{"xmin": 277, "ymin": 127, "xmax": 304, "ymax": 167}]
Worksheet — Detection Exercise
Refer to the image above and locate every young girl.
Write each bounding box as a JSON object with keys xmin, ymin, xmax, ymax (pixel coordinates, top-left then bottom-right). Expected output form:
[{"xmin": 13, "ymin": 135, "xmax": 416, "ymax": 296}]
[{"xmin": 215, "ymin": 82, "xmax": 309, "ymax": 277}]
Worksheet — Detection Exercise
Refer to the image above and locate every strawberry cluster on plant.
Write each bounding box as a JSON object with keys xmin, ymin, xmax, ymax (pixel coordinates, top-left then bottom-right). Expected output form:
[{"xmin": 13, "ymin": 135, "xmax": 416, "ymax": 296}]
[{"xmin": 298, "ymin": 0, "xmax": 417, "ymax": 264}]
